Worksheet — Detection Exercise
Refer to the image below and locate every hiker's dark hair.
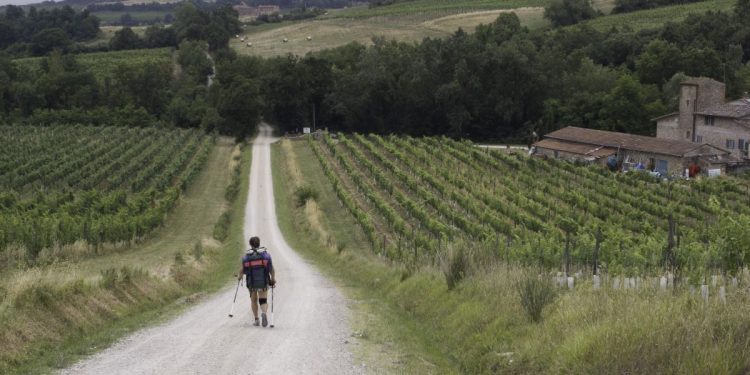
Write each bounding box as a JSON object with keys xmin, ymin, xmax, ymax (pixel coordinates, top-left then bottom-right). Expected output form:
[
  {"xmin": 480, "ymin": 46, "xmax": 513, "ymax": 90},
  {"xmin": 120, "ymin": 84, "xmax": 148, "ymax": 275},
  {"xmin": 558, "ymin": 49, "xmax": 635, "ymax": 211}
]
[{"xmin": 249, "ymin": 236, "xmax": 260, "ymax": 249}]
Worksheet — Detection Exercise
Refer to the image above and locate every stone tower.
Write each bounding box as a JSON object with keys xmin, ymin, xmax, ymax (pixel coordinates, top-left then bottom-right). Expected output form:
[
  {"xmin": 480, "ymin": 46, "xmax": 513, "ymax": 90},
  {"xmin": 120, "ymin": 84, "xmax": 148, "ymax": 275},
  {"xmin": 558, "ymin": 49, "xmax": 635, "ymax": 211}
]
[{"xmin": 678, "ymin": 77, "xmax": 725, "ymax": 141}]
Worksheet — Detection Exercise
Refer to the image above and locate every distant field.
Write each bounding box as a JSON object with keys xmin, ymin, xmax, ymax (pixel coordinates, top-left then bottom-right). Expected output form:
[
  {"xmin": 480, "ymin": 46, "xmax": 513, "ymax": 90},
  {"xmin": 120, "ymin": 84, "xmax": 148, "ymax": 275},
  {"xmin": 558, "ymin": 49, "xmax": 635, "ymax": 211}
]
[
  {"xmin": 13, "ymin": 48, "xmax": 173, "ymax": 81},
  {"xmin": 234, "ymin": 6, "xmax": 548, "ymax": 58},
  {"xmin": 233, "ymin": 0, "xmax": 728, "ymax": 58},
  {"xmin": 326, "ymin": 0, "xmax": 548, "ymax": 19},
  {"xmin": 91, "ymin": 10, "xmax": 173, "ymax": 24},
  {"xmin": 582, "ymin": 0, "xmax": 734, "ymax": 31}
]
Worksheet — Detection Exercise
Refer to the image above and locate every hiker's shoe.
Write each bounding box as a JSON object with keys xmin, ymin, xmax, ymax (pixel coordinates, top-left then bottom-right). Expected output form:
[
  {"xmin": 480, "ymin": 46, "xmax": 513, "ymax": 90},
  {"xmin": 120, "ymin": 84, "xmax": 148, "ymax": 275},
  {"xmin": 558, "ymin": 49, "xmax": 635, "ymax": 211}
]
[
  {"xmin": 261, "ymin": 312, "xmax": 268, "ymax": 327},
  {"xmin": 253, "ymin": 319, "xmax": 260, "ymax": 326}
]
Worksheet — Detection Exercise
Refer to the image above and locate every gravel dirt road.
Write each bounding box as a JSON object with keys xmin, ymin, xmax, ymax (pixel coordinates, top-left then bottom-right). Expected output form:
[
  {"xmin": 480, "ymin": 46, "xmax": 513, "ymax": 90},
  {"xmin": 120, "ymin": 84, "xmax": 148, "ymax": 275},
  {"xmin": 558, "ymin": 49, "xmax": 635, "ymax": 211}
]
[{"xmin": 60, "ymin": 125, "xmax": 361, "ymax": 375}]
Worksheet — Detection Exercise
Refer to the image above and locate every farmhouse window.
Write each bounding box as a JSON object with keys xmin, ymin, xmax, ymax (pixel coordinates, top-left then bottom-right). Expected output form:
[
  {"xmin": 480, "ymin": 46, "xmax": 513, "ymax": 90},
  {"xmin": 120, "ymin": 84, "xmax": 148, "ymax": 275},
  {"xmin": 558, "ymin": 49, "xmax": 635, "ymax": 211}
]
[
  {"xmin": 739, "ymin": 139, "xmax": 746, "ymax": 151},
  {"xmin": 656, "ymin": 160, "xmax": 668, "ymax": 174},
  {"xmin": 696, "ymin": 135, "xmax": 703, "ymax": 143},
  {"xmin": 704, "ymin": 116, "xmax": 715, "ymax": 125},
  {"xmin": 726, "ymin": 139, "xmax": 736, "ymax": 149}
]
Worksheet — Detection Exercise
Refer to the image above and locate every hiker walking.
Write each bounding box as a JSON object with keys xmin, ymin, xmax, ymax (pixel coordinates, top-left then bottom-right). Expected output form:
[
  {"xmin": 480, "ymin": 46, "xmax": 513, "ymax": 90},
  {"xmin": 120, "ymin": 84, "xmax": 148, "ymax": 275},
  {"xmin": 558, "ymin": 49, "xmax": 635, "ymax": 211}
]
[{"xmin": 238, "ymin": 236, "xmax": 276, "ymax": 327}]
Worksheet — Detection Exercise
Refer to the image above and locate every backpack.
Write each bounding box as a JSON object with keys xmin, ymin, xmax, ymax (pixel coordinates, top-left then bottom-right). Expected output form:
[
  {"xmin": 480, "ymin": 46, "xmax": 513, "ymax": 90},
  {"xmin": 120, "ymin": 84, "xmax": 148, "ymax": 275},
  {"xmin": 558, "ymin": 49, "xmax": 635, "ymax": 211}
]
[{"xmin": 242, "ymin": 249, "xmax": 270, "ymax": 289}]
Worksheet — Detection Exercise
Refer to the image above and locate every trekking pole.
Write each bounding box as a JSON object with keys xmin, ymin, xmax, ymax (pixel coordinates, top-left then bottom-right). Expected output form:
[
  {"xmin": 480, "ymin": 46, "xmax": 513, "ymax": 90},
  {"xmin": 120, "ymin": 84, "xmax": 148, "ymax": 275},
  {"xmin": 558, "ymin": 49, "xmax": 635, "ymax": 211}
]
[
  {"xmin": 269, "ymin": 286, "xmax": 275, "ymax": 328},
  {"xmin": 228, "ymin": 277, "xmax": 242, "ymax": 318}
]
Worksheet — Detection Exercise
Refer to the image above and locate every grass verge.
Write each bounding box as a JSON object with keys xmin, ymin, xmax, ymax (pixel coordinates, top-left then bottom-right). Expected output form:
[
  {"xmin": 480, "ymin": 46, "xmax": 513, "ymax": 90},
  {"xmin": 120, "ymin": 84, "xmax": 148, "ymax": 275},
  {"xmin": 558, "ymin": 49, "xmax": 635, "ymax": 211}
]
[{"xmin": 0, "ymin": 142, "xmax": 252, "ymax": 374}]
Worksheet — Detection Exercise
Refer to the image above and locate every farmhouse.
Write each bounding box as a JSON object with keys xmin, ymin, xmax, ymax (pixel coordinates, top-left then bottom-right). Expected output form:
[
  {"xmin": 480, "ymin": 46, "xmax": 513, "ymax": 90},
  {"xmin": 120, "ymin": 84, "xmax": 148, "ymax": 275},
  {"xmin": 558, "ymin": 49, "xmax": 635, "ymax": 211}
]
[
  {"xmin": 655, "ymin": 77, "xmax": 750, "ymax": 159},
  {"xmin": 533, "ymin": 126, "xmax": 734, "ymax": 176}
]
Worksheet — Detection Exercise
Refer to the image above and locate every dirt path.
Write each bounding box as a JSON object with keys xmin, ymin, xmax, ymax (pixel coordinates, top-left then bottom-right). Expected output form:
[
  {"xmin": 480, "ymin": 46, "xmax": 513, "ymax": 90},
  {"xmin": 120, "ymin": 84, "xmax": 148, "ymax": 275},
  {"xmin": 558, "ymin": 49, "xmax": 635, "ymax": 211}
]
[{"xmin": 59, "ymin": 125, "xmax": 361, "ymax": 374}]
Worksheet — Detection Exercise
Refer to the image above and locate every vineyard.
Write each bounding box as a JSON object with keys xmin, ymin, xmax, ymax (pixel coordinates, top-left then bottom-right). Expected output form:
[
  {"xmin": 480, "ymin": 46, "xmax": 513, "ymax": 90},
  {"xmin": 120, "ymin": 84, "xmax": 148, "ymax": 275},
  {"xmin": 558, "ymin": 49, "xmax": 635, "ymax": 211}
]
[
  {"xmin": 581, "ymin": 0, "xmax": 734, "ymax": 31},
  {"xmin": 13, "ymin": 48, "xmax": 173, "ymax": 82},
  {"xmin": 0, "ymin": 125, "xmax": 213, "ymax": 265},
  {"xmin": 309, "ymin": 133, "xmax": 750, "ymax": 285}
]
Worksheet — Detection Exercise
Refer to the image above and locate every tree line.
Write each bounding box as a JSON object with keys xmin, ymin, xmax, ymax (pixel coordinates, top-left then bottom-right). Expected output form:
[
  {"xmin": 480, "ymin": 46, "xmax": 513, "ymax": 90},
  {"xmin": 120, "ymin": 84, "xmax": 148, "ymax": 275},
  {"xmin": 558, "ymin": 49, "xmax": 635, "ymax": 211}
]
[
  {"xmin": 249, "ymin": 0, "xmax": 750, "ymax": 140},
  {"xmin": 0, "ymin": 5, "xmax": 99, "ymax": 56},
  {"xmin": 3, "ymin": 0, "xmax": 750, "ymax": 141}
]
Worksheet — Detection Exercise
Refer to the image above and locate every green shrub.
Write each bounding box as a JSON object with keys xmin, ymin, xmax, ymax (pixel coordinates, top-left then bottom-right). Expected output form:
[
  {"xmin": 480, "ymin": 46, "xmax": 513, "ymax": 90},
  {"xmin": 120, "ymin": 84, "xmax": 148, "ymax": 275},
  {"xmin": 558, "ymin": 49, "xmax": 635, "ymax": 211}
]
[
  {"xmin": 444, "ymin": 249, "xmax": 469, "ymax": 290},
  {"xmin": 192, "ymin": 240, "xmax": 203, "ymax": 260},
  {"xmin": 100, "ymin": 268, "xmax": 119, "ymax": 289},
  {"xmin": 294, "ymin": 184, "xmax": 319, "ymax": 207},
  {"xmin": 212, "ymin": 211, "xmax": 231, "ymax": 241},
  {"xmin": 516, "ymin": 273, "xmax": 557, "ymax": 322},
  {"xmin": 174, "ymin": 251, "xmax": 185, "ymax": 265},
  {"xmin": 224, "ymin": 165, "xmax": 241, "ymax": 202}
]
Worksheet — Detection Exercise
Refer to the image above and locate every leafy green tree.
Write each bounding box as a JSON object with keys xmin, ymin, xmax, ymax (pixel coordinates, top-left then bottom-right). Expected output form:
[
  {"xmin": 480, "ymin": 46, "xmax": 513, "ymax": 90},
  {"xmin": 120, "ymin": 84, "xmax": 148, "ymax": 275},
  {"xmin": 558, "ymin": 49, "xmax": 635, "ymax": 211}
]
[
  {"xmin": 173, "ymin": 3, "xmax": 208, "ymax": 42},
  {"xmin": 636, "ymin": 39, "xmax": 685, "ymax": 85},
  {"xmin": 0, "ymin": 54, "xmax": 15, "ymax": 115},
  {"xmin": 599, "ymin": 74, "xmax": 665, "ymax": 134},
  {"xmin": 4, "ymin": 5, "xmax": 24, "ymax": 21},
  {"xmin": 31, "ymin": 28, "xmax": 71, "ymax": 55},
  {"xmin": 544, "ymin": 0, "xmax": 599, "ymax": 27},
  {"xmin": 177, "ymin": 40, "xmax": 212, "ymax": 84},
  {"xmin": 110, "ymin": 62, "xmax": 172, "ymax": 114},
  {"xmin": 35, "ymin": 51, "xmax": 99, "ymax": 109},
  {"xmin": 475, "ymin": 13, "xmax": 524, "ymax": 45},
  {"xmin": 214, "ymin": 77, "xmax": 263, "ymax": 138},
  {"xmin": 143, "ymin": 25, "xmax": 177, "ymax": 48},
  {"xmin": 109, "ymin": 27, "xmax": 143, "ymax": 51},
  {"xmin": 736, "ymin": 0, "xmax": 750, "ymax": 20},
  {"xmin": 0, "ymin": 22, "xmax": 17, "ymax": 50}
]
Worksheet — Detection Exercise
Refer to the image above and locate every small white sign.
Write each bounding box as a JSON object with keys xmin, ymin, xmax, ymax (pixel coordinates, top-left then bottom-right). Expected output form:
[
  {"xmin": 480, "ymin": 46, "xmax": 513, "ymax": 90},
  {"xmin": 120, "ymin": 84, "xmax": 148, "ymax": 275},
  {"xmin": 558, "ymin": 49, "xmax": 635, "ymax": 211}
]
[
  {"xmin": 303, "ymin": 127, "xmax": 311, "ymax": 134},
  {"xmin": 708, "ymin": 168, "xmax": 721, "ymax": 177}
]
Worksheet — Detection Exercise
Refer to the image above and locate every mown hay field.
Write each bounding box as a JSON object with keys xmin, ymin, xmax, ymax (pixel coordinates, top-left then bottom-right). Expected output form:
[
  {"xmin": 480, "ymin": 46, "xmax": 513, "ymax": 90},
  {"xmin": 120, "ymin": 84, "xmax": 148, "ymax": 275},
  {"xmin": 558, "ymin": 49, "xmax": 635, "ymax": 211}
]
[{"xmin": 233, "ymin": 0, "xmax": 728, "ymax": 58}]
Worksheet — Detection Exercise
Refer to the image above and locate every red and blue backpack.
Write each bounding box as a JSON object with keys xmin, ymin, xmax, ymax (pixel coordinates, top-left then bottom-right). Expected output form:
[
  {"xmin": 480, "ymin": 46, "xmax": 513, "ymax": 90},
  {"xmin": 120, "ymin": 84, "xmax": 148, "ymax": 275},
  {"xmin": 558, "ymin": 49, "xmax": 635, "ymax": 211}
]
[{"xmin": 242, "ymin": 249, "xmax": 270, "ymax": 289}]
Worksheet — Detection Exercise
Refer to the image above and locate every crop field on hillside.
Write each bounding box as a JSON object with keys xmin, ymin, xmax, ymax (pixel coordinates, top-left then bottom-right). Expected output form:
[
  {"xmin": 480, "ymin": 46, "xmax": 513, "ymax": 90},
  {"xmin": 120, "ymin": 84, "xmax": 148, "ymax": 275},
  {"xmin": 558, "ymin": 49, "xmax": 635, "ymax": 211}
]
[
  {"xmin": 234, "ymin": 10, "xmax": 546, "ymax": 58},
  {"xmin": 309, "ymin": 133, "xmax": 750, "ymax": 284},
  {"xmin": 13, "ymin": 48, "xmax": 173, "ymax": 81},
  {"xmin": 0, "ymin": 125, "xmax": 213, "ymax": 267},
  {"xmin": 582, "ymin": 0, "xmax": 734, "ymax": 31},
  {"xmin": 326, "ymin": 0, "xmax": 548, "ymax": 19}
]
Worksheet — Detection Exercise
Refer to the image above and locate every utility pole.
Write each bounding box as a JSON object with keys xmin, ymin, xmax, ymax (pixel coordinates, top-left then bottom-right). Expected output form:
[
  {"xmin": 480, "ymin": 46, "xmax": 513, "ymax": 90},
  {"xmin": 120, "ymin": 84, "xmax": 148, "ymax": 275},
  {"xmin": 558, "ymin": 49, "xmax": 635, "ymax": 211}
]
[{"xmin": 312, "ymin": 103, "xmax": 316, "ymax": 132}]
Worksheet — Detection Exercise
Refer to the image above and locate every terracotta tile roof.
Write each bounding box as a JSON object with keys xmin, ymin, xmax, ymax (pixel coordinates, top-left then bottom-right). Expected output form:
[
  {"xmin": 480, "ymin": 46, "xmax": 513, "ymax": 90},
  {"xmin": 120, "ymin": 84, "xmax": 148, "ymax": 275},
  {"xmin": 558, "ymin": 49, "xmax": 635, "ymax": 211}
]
[
  {"xmin": 533, "ymin": 139, "xmax": 616, "ymax": 158},
  {"xmin": 683, "ymin": 77, "xmax": 724, "ymax": 86},
  {"xmin": 542, "ymin": 127, "xmax": 718, "ymax": 157},
  {"xmin": 697, "ymin": 98, "xmax": 750, "ymax": 119},
  {"xmin": 651, "ymin": 112, "xmax": 678, "ymax": 122}
]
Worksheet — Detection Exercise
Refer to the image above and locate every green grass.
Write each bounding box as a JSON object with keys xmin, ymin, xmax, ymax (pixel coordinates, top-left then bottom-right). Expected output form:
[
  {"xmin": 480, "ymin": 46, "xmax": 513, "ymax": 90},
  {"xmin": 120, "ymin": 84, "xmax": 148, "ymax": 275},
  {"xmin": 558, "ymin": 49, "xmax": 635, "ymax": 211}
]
[
  {"xmin": 13, "ymin": 48, "xmax": 173, "ymax": 81},
  {"xmin": 582, "ymin": 0, "xmax": 735, "ymax": 31},
  {"xmin": 272, "ymin": 136, "xmax": 750, "ymax": 374},
  {"xmin": 0, "ymin": 141, "xmax": 252, "ymax": 373}
]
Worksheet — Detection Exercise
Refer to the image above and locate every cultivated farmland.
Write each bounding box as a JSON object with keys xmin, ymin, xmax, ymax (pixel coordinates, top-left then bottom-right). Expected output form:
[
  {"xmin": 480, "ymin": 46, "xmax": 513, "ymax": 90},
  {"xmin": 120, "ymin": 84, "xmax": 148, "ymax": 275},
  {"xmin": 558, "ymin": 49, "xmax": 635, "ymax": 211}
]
[
  {"xmin": 0, "ymin": 125, "xmax": 213, "ymax": 268},
  {"xmin": 13, "ymin": 48, "xmax": 173, "ymax": 82},
  {"xmin": 310, "ymin": 133, "xmax": 750, "ymax": 284}
]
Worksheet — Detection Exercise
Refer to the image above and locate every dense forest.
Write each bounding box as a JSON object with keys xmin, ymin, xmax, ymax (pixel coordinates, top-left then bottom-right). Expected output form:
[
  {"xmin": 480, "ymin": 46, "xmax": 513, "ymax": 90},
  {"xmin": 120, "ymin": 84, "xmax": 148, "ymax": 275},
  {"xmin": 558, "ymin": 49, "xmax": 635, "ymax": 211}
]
[{"xmin": 2, "ymin": 0, "xmax": 750, "ymax": 141}]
